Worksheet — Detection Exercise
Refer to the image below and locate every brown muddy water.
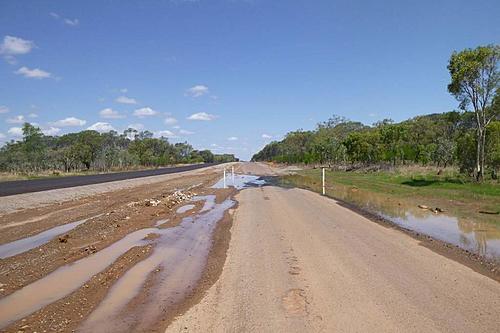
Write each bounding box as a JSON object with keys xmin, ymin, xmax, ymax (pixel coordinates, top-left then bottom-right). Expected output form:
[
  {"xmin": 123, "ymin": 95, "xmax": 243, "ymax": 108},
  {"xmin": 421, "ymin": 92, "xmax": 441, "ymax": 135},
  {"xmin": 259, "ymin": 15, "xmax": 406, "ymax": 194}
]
[
  {"xmin": 79, "ymin": 198, "xmax": 235, "ymax": 332},
  {"xmin": 0, "ymin": 195, "xmax": 234, "ymax": 330},
  {"xmin": 0, "ymin": 214, "xmax": 102, "ymax": 259},
  {"xmin": 325, "ymin": 184, "xmax": 500, "ymax": 261}
]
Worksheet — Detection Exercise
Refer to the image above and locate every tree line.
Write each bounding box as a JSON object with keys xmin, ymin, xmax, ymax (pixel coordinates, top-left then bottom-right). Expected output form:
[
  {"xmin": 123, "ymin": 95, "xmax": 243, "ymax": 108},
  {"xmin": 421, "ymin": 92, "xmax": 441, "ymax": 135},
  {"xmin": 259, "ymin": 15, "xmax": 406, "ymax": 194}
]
[
  {"xmin": 253, "ymin": 45, "xmax": 499, "ymax": 182},
  {"xmin": 0, "ymin": 124, "xmax": 238, "ymax": 174}
]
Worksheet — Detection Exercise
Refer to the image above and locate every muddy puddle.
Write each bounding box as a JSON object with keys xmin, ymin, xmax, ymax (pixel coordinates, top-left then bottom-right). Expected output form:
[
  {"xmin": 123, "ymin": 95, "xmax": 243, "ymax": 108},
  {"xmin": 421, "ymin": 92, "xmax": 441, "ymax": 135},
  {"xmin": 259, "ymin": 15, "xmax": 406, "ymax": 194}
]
[
  {"xmin": 79, "ymin": 197, "xmax": 235, "ymax": 332},
  {"xmin": 327, "ymin": 184, "xmax": 500, "ymax": 261},
  {"xmin": 176, "ymin": 204, "xmax": 196, "ymax": 214},
  {"xmin": 212, "ymin": 174, "xmax": 266, "ymax": 189},
  {"xmin": 0, "ymin": 215, "xmax": 101, "ymax": 259},
  {"xmin": 0, "ymin": 195, "xmax": 234, "ymax": 330}
]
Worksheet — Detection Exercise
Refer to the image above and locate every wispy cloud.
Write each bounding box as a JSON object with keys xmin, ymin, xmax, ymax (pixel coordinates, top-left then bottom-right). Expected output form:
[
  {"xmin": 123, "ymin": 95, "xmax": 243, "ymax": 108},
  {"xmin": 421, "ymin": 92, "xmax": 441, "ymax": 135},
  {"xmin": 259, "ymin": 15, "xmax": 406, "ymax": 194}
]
[
  {"xmin": 8, "ymin": 127, "xmax": 23, "ymax": 137},
  {"xmin": 227, "ymin": 136, "xmax": 238, "ymax": 141},
  {"xmin": 164, "ymin": 117, "xmax": 178, "ymax": 125},
  {"xmin": 100, "ymin": 108, "xmax": 125, "ymax": 119},
  {"xmin": 51, "ymin": 117, "xmax": 86, "ymax": 127},
  {"xmin": 115, "ymin": 96, "xmax": 138, "ymax": 105},
  {"xmin": 0, "ymin": 106, "xmax": 9, "ymax": 114},
  {"xmin": 15, "ymin": 66, "xmax": 52, "ymax": 79},
  {"xmin": 0, "ymin": 35, "xmax": 35, "ymax": 63},
  {"xmin": 42, "ymin": 126, "xmax": 61, "ymax": 136},
  {"xmin": 262, "ymin": 134, "xmax": 273, "ymax": 139},
  {"xmin": 50, "ymin": 12, "xmax": 79, "ymax": 26},
  {"xmin": 187, "ymin": 112, "xmax": 217, "ymax": 121},
  {"xmin": 179, "ymin": 129, "xmax": 194, "ymax": 135},
  {"xmin": 156, "ymin": 130, "xmax": 177, "ymax": 138},
  {"xmin": 6, "ymin": 115, "xmax": 25, "ymax": 124},
  {"xmin": 87, "ymin": 122, "xmax": 115, "ymax": 133},
  {"xmin": 185, "ymin": 85, "xmax": 209, "ymax": 97},
  {"xmin": 133, "ymin": 107, "xmax": 159, "ymax": 118}
]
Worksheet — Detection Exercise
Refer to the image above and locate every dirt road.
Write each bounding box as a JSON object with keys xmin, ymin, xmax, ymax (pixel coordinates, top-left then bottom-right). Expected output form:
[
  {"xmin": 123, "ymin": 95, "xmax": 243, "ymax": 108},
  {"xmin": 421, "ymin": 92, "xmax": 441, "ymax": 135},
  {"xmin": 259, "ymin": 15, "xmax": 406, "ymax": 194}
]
[{"xmin": 166, "ymin": 163, "xmax": 500, "ymax": 332}]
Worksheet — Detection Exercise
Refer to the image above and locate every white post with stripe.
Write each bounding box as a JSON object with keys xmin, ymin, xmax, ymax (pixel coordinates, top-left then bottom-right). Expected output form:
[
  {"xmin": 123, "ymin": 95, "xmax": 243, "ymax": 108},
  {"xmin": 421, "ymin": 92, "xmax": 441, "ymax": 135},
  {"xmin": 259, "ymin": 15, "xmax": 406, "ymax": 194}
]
[{"xmin": 322, "ymin": 167, "xmax": 326, "ymax": 196}]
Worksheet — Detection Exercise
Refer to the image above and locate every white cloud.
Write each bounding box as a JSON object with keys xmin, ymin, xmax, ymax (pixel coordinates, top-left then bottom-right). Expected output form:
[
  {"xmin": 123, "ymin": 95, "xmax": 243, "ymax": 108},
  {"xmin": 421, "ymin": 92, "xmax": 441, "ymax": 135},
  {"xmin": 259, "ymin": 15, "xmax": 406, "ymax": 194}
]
[
  {"xmin": 52, "ymin": 117, "xmax": 86, "ymax": 127},
  {"xmin": 50, "ymin": 12, "xmax": 79, "ymax": 26},
  {"xmin": 262, "ymin": 134, "xmax": 272, "ymax": 139},
  {"xmin": 8, "ymin": 127, "xmax": 23, "ymax": 137},
  {"xmin": 127, "ymin": 123, "xmax": 144, "ymax": 131},
  {"xmin": 64, "ymin": 18, "xmax": 79, "ymax": 26},
  {"xmin": 187, "ymin": 112, "xmax": 217, "ymax": 121},
  {"xmin": 156, "ymin": 130, "xmax": 177, "ymax": 138},
  {"xmin": 6, "ymin": 115, "xmax": 25, "ymax": 124},
  {"xmin": 179, "ymin": 129, "xmax": 194, "ymax": 135},
  {"xmin": 87, "ymin": 122, "xmax": 115, "ymax": 133},
  {"xmin": 164, "ymin": 117, "xmax": 178, "ymax": 125},
  {"xmin": 120, "ymin": 88, "xmax": 128, "ymax": 93},
  {"xmin": 99, "ymin": 108, "xmax": 125, "ymax": 119},
  {"xmin": 28, "ymin": 113, "xmax": 38, "ymax": 118},
  {"xmin": 115, "ymin": 96, "xmax": 137, "ymax": 105},
  {"xmin": 0, "ymin": 36, "xmax": 35, "ymax": 56},
  {"xmin": 0, "ymin": 132, "xmax": 5, "ymax": 139},
  {"xmin": 227, "ymin": 136, "xmax": 238, "ymax": 141},
  {"xmin": 133, "ymin": 107, "xmax": 158, "ymax": 118},
  {"xmin": 42, "ymin": 126, "xmax": 61, "ymax": 136},
  {"xmin": 185, "ymin": 85, "xmax": 209, "ymax": 97},
  {"xmin": 0, "ymin": 106, "xmax": 9, "ymax": 114},
  {"xmin": 15, "ymin": 66, "xmax": 52, "ymax": 79}
]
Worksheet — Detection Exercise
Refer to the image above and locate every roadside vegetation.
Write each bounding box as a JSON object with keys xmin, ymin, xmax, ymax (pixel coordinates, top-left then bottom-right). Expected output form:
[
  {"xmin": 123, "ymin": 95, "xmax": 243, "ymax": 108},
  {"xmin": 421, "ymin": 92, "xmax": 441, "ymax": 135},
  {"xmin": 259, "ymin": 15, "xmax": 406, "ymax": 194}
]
[
  {"xmin": 280, "ymin": 167, "xmax": 500, "ymax": 224},
  {"xmin": 253, "ymin": 45, "xmax": 500, "ymax": 184},
  {"xmin": 0, "ymin": 124, "xmax": 238, "ymax": 181}
]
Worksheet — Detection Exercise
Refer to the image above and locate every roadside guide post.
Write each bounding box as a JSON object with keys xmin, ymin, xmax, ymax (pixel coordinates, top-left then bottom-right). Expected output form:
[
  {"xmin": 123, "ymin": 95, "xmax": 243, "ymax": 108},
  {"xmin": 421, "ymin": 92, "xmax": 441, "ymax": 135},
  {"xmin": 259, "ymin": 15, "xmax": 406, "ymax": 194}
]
[
  {"xmin": 223, "ymin": 168, "xmax": 227, "ymax": 189},
  {"xmin": 322, "ymin": 167, "xmax": 326, "ymax": 196}
]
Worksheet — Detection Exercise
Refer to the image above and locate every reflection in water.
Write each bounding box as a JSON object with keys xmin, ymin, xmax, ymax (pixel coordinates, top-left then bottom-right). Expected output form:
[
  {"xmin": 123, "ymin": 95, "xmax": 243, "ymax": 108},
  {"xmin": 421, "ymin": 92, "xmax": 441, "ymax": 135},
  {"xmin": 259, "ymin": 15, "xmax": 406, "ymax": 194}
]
[
  {"xmin": 326, "ymin": 184, "xmax": 500, "ymax": 261},
  {"xmin": 79, "ymin": 197, "xmax": 235, "ymax": 332},
  {"xmin": 0, "ymin": 214, "xmax": 102, "ymax": 259},
  {"xmin": 212, "ymin": 174, "xmax": 266, "ymax": 190},
  {"xmin": 0, "ymin": 196, "xmax": 233, "ymax": 330}
]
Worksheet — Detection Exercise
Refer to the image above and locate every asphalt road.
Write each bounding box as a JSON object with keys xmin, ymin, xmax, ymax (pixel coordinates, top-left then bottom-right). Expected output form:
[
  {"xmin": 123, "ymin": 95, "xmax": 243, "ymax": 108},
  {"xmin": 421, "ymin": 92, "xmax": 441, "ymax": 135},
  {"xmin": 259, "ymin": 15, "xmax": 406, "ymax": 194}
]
[
  {"xmin": 166, "ymin": 163, "xmax": 500, "ymax": 333},
  {"xmin": 0, "ymin": 163, "xmax": 217, "ymax": 197}
]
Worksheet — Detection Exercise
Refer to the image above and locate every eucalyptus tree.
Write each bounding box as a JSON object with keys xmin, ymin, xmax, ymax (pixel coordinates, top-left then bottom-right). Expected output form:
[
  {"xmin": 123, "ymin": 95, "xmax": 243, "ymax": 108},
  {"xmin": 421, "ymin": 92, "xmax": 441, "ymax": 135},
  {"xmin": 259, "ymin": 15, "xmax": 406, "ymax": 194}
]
[{"xmin": 447, "ymin": 45, "xmax": 499, "ymax": 181}]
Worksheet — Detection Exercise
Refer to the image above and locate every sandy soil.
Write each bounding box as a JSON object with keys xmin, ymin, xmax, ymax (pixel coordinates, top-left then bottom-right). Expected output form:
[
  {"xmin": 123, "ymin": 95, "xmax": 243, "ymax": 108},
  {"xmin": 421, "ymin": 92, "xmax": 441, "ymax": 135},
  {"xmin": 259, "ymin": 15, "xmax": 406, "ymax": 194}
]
[
  {"xmin": 0, "ymin": 164, "xmax": 234, "ymax": 332},
  {"xmin": 0, "ymin": 163, "xmax": 233, "ymax": 215},
  {"xmin": 166, "ymin": 163, "xmax": 500, "ymax": 333}
]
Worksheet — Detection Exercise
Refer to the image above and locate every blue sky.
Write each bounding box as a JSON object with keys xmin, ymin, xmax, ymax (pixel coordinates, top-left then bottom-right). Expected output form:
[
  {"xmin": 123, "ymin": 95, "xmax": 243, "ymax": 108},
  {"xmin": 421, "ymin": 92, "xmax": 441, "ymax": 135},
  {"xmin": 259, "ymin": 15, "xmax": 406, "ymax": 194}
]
[{"xmin": 0, "ymin": 0, "xmax": 499, "ymax": 160}]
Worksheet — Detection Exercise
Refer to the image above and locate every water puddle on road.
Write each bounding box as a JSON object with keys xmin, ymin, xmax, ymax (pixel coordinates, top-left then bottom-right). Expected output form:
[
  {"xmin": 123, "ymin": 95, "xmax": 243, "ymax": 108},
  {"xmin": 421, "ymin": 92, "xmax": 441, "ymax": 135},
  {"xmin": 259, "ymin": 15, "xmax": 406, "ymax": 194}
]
[
  {"xmin": 79, "ymin": 198, "xmax": 235, "ymax": 332},
  {"xmin": 0, "ymin": 195, "xmax": 234, "ymax": 330},
  {"xmin": 176, "ymin": 204, "xmax": 196, "ymax": 214},
  {"xmin": 327, "ymin": 184, "xmax": 500, "ymax": 261},
  {"xmin": 212, "ymin": 174, "xmax": 266, "ymax": 190},
  {"xmin": 0, "ymin": 214, "xmax": 102, "ymax": 259}
]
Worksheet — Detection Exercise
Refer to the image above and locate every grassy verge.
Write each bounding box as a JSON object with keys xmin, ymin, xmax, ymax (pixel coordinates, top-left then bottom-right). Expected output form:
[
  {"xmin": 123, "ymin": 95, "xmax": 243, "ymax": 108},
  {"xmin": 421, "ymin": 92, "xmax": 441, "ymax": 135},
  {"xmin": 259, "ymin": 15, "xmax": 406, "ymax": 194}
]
[{"xmin": 280, "ymin": 168, "xmax": 500, "ymax": 225}]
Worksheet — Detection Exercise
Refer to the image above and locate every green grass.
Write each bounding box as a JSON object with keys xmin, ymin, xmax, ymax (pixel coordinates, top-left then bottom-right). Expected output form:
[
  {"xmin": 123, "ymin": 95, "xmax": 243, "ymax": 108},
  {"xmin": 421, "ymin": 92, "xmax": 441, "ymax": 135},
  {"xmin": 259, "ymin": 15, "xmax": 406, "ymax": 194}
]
[{"xmin": 281, "ymin": 169, "xmax": 500, "ymax": 225}]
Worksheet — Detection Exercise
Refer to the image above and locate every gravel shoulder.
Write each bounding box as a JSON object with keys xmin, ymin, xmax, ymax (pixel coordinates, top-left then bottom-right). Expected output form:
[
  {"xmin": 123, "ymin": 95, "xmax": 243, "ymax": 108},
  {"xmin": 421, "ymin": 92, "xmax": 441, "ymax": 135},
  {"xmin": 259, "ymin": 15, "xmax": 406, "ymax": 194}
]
[{"xmin": 0, "ymin": 163, "xmax": 232, "ymax": 215}]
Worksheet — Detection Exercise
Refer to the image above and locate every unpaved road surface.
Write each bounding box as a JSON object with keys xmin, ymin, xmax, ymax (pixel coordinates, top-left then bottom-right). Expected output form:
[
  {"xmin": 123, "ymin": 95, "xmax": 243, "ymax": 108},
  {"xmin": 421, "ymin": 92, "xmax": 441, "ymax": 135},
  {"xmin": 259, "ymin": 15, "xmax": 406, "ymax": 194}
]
[
  {"xmin": 0, "ymin": 162, "xmax": 499, "ymax": 333},
  {"xmin": 167, "ymin": 163, "xmax": 500, "ymax": 333}
]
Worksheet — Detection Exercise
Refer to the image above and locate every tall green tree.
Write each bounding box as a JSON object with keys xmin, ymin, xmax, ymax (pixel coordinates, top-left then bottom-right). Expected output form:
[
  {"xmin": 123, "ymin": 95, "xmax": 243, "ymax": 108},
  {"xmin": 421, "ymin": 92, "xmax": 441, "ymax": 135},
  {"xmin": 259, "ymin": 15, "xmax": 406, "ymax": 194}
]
[{"xmin": 447, "ymin": 45, "xmax": 499, "ymax": 181}]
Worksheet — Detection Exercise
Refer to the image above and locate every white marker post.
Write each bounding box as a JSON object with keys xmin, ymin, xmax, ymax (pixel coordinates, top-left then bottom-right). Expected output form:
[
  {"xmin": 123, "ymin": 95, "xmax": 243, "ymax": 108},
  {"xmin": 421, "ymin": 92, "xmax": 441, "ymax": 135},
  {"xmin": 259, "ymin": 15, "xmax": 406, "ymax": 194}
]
[
  {"xmin": 231, "ymin": 166, "xmax": 235, "ymax": 184},
  {"xmin": 322, "ymin": 167, "xmax": 326, "ymax": 196},
  {"xmin": 223, "ymin": 168, "xmax": 227, "ymax": 189}
]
